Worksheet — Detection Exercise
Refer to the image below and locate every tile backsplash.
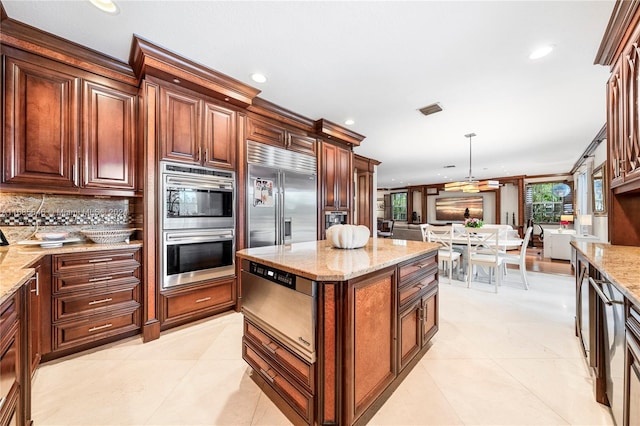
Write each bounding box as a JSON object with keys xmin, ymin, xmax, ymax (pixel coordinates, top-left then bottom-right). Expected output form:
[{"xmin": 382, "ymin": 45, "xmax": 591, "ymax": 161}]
[{"xmin": 0, "ymin": 193, "xmax": 136, "ymax": 243}]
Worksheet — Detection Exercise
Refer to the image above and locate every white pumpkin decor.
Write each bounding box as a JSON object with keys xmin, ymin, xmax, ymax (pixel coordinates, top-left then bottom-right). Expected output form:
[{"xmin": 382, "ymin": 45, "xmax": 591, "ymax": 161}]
[{"xmin": 327, "ymin": 224, "xmax": 370, "ymax": 249}]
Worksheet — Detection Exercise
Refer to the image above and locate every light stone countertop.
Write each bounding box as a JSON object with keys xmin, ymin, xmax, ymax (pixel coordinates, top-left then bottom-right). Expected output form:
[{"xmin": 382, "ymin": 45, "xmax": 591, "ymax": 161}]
[
  {"xmin": 572, "ymin": 241, "xmax": 640, "ymax": 308},
  {"xmin": 0, "ymin": 240, "xmax": 143, "ymax": 305},
  {"xmin": 236, "ymin": 238, "xmax": 440, "ymax": 281}
]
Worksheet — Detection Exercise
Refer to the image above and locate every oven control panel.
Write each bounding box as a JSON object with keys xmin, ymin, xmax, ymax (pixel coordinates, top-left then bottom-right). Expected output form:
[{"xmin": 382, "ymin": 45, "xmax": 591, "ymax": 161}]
[{"xmin": 248, "ymin": 261, "xmax": 296, "ymax": 290}]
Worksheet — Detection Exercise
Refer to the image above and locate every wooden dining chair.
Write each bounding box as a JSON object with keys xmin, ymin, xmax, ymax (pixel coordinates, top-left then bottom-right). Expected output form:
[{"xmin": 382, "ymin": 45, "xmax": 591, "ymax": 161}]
[
  {"xmin": 420, "ymin": 224, "xmax": 461, "ymax": 284},
  {"xmin": 465, "ymin": 227, "xmax": 503, "ymax": 293},
  {"xmin": 377, "ymin": 220, "xmax": 394, "ymax": 238},
  {"xmin": 499, "ymin": 226, "xmax": 533, "ymax": 290}
]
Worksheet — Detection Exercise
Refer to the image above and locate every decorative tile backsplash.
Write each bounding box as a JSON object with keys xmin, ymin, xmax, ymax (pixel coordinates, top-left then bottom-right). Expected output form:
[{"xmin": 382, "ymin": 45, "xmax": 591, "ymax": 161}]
[{"xmin": 0, "ymin": 193, "xmax": 136, "ymax": 243}]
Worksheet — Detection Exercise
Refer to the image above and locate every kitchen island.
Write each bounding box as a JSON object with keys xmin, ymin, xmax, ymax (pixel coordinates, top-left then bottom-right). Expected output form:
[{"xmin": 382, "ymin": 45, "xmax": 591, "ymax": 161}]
[{"xmin": 236, "ymin": 238, "xmax": 440, "ymax": 426}]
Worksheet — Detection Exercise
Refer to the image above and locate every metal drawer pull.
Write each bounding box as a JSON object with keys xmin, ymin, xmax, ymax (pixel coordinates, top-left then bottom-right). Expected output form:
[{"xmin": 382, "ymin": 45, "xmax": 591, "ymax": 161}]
[
  {"xmin": 262, "ymin": 341, "xmax": 278, "ymax": 354},
  {"xmin": 195, "ymin": 297, "xmax": 211, "ymax": 303},
  {"xmin": 88, "ymin": 323, "xmax": 113, "ymax": 332},
  {"xmin": 88, "ymin": 298, "xmax": 113, "ymax": 306},
  {"xmin": 259, "ymin": 368, "xmax": 275, "ymax": 383},
  {"xmin": 89, "ymin": 258, "xmax": 112, "ymax": 263},
  {"xmin": 589, "ymin": 277, "xmax": 624, "ymax": 306},
  {"xmin": 89, "ymin": 276, "xmax": 112, "ymax": 282}
]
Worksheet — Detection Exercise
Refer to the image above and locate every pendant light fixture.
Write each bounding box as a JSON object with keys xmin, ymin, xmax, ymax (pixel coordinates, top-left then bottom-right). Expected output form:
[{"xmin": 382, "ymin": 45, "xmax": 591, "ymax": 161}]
[{"xmin": 444, "ymin": 133, "xmax": 499, "ymax": 193}]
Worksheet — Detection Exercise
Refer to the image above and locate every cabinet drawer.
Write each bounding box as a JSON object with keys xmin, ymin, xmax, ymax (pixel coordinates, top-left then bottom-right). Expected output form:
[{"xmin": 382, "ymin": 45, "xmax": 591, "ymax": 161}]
[
  {"xmin": 398, "ymin": 270, "xmax": 437, "ymax": 307},
  {"xmin": 52, "ymin": 307, "xmax": 140, "ymax": 351},
  {"xmin": 53, "ymin": 269, "xmax": 139, "ymax": 294},
  {"xmin": 243, "ymin": 342, "xmax": 313, "ymax": 423},
  {"xmin": 398, "ymin": 252, "xmax": 437, "ymax": 284},
  {"xmin": 0, "ymin": 296, "xmax": 17, "ymax": 338},
  {"xmin": 164, "ymin": 281, "xmax": 234, "ymax": 319},
  {"xmin": 0, "ymin": 322, "xmax": 19, "ymax": 405},
  {"xmin": 54, "ymin": 283, "xmax": 140, "ymax": 321},
  {"xmin": 53, "ymin": 249, "xmax": 140, "ymax": 274},
  {"xmin": 244, "ymin": 319, "xmax": 314, "ymax": 391}
]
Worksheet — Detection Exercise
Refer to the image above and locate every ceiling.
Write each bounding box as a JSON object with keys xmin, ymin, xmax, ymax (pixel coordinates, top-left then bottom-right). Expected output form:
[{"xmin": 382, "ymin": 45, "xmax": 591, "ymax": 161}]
[{"xmin": 2, "ymin": 1, "xmax": 615, "ymax": 189}]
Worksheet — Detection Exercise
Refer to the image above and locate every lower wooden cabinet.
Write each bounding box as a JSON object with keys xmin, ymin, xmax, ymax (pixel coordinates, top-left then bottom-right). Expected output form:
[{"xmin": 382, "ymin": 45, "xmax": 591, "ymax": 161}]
[
  {"xmin": 27, "ymin": 256, "xmax": 50, "ymax": 378},
  {"xmin": 160, "ymin": 277, "xmax": 235, "ymax": 329},
  {"xmin": 0, "ymin": 288, "xmax": 22, "ymax": 426},
  {"xmin": 242, "ymin": 318, "xmax": 314, "ymax": 424},
  {"xmin": 626, "ymin": 306, "xmax": 640, "ymax": 426},
  {"xmin": 46, "ymin": 248, "xmax": 141, "ymax": 359},
  {"xmin": 398, "ymin": 287, "xmax": 438, "ymax": 370}
]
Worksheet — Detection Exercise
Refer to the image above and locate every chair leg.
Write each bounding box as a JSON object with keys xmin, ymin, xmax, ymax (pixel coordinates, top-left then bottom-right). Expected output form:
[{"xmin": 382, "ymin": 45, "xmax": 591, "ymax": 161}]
[
  {"xmin": 495, "ymin": 264, "xmax": 501, "ymax": 293},
  {"xmin": 520, "ymin": 263, "xmax": 529, "ymax": 290},
  {"xmin": 466, "ymin": 262, "xmax": 471, "ymax": 288},
  {"xmin": 448, "ymin": 260, "xmax": 452, "ymax": 284}
]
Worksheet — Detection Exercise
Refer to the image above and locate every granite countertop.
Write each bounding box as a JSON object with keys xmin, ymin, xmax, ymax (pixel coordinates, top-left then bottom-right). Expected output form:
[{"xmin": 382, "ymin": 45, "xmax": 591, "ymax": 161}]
[
  {"xmin": 236, "ymin": 238, "xmax": 440, "ymax": 281},
  {"xmin": 0, "ymin": 240, "xmax": 143, "ymax": 305},
  {"xmin": 572, "ymin": 241, "xmax": 640, "ymax": 307}
]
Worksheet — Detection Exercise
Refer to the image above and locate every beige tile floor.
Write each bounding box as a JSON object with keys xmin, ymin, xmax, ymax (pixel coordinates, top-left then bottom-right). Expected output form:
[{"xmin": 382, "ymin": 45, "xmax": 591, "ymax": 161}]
[{"xmin": 32, "ymin": 271, "xmax": 614, "ymax": 425}]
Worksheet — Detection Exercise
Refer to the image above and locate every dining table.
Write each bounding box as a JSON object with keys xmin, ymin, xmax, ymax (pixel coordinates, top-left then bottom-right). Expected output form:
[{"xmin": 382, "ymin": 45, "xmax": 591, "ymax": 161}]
[{"xmin": 449, "ymin": 235, "xmax": 524, "ymax": 281}]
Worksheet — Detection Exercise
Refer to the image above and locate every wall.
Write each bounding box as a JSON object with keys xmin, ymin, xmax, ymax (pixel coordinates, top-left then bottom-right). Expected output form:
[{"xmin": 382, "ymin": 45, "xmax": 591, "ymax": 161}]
[
  {"xmin": 499, "ymin": 183, "xmax": 519, "ymax": 226},
  {"xmin": 0, "ymin": 193, "xmax": 137, "ymax": 243}
]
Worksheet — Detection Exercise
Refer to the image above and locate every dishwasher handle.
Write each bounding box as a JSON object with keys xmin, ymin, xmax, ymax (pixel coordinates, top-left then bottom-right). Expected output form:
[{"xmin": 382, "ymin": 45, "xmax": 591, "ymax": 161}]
[{"xmin": 589, "ymin": 277, "xmax": 624, "ymax": 306}]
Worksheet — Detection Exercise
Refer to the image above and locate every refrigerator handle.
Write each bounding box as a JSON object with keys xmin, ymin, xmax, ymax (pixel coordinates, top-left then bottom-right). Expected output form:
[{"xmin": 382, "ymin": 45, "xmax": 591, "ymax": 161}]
[
  {"xmin": 276, "ymin": 171, "xmax": 283, "ymax": 244},
  {"xmin": 283, "ymin": 217, "xmax": 292, "ymax": 243}
]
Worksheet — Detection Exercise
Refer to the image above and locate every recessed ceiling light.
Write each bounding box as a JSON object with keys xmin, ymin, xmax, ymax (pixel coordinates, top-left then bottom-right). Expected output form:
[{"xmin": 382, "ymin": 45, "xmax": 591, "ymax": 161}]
[
  {"xmin": 251, "ymin": 73, "xmax": 267, "ymax": 83},
  {"xmin": 90, "ymin": 0, "xmax": 119, "ymax": 14},
  {"xmin": 529, "ymin": 45, "xmax": 553, "ymax": 60},
  {"xmin": 344, "ymin": 119, "xmax": 355, "ymax": 126}
]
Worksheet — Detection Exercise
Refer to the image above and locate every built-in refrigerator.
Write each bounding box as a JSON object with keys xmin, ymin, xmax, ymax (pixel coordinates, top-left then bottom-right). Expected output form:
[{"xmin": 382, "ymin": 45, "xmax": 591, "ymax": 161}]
[{"xmin": 247, "ymin": 140, "xmax": 317, "ymax": 247}]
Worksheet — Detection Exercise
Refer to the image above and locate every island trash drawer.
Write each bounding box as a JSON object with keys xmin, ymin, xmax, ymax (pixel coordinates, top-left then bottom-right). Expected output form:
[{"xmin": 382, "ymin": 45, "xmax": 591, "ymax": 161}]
[
  {"xmin": 52, "ymin": 306, "xmax": 141, "ymax": 350},
  {"xmin": 53, "ymin": 283, "xmax": 140, "ymax": 321},
  {"xmin": 398, "ymin": 269, "xmax": 438, "ymax": 308},
  {"xmin": 53, "ymin": 269, "xmax": 139, "ymax": 294},
  {"xmin": 164, "ymin": 280, "xmax": 235, "ymax": 319},
  {"xmin": 53, "ymin": 249, "xmax": 140, "ymax": 274},
  {"xmin": 398, "ymin": 252, "xmax": 437, "ymax": 284},
  {"xmin": 243, "ymin": 341, "xmax": 313, "ymax": 424},
  {"xmin": 244, "ymin": 318, "xmax": 314, "ymax": 391}
]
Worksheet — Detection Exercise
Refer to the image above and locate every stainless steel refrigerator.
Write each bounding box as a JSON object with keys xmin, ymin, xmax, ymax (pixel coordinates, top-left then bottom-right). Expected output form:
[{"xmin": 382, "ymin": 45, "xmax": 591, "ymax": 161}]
[{"xmin": 247, "ymin": 140, "xmax": 317, "ymax": 247}]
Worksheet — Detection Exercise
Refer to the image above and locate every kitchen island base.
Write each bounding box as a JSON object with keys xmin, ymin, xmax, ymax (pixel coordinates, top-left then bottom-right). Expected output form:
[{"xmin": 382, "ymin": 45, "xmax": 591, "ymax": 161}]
[{"xmin": 237, "ymin": 240, "xmax": 440, "ymax": 426}]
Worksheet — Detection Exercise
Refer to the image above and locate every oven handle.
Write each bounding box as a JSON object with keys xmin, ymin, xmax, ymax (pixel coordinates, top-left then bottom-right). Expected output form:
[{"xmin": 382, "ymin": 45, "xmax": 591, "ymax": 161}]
[
  {"xmin": 165, "ymin": 175, "xmax": 234, "ymax": 190},
  {"xmin": 166, "ymin": 233, "xmax": 234, "ymax": 243}
]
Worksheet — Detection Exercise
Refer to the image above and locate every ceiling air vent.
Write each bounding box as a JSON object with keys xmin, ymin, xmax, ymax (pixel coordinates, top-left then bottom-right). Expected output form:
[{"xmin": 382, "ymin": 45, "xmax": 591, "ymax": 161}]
[
  {"xmin": 418, "ymin": 102, "xmax": 443, "ymax": 116},
  {"xmin": 443, "ymin": 165, "xmax": 455, "ymax": 169}
]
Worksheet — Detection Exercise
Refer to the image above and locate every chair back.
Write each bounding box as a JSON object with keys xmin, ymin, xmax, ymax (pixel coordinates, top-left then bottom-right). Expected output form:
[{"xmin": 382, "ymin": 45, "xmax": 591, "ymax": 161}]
[
  {"xmin": 465, "ymin": 227, "xmax": 501, "ymax": 258},
  {"xmin": 520, "ymin": 226, "xmax": 533, "ymax": 257},
  {"xmin": 377, "ymin": 219, "xmax": 395, "ymax": 237},
  {"xmin": 421, "ymin": 224, "xmax": 454, "ymax": 251}
]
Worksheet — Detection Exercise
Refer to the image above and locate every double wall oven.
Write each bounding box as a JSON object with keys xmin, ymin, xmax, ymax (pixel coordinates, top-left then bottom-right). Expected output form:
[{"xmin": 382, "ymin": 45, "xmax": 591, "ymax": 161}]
[{"xmin": 160, "ymin": 161, "xmax": 236, "ymax": 289}]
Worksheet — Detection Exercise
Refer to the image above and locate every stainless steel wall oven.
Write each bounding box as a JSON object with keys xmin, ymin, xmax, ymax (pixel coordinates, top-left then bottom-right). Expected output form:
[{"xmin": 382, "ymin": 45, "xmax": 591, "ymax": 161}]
[
  {"xmin": 160, "ymin": 161, "xmax": 236, "ymax": 289},
  {"xmin": 161, "ymin": 161, "xmax": 234, "ymax": 230}
]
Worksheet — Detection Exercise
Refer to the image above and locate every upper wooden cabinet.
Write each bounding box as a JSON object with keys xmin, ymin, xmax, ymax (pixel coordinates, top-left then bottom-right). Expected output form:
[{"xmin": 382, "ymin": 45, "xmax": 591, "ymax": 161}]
[
  {"xmin": 159, "ymin": 82, "xmax": 237, "ymax": 170},
  {"xmin": 321, "ymin": 141, "xmax": 352, "ymax": 211},
  {"xmin": 247, "ymin": 116, "xmax": 316, "ymax": 156},
  {"xmin": 2, "ymin": 48, "xmax": 138, "ymax": 195},
  {"xmin": 3, "ymin": 53, "xmax": 80, "ymax": 189}
]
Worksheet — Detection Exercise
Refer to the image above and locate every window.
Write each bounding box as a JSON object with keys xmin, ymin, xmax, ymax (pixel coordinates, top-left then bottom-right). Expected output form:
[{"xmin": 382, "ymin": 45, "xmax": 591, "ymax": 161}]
[
  {"xmin": 391, "ymin": 192, "xmax": 407, "ymax": 221},
  {"xmin": 525, "ymin": 182, "xmax": 574, "ymax": 224}
]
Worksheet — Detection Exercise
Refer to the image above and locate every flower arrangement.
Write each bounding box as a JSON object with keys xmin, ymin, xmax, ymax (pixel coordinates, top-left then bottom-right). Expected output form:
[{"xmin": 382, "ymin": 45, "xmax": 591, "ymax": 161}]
[{"xmin": 464, "ymin": 218, "xmax": 484, "ymax": 228}]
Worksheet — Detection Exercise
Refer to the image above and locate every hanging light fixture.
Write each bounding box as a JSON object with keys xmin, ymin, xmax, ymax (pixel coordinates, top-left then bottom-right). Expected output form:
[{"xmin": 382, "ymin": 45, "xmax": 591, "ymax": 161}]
[{"xmin": 444, "ymin": 133, "xmax": 499, "ymax": 193}]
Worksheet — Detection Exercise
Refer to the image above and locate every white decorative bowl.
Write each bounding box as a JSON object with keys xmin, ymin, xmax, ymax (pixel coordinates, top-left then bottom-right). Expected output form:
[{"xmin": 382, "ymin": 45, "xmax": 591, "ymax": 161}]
[
  {"xmin": 326, "ymin": 224, "xmax": 370, "ymax": 249},
  {"xmin": 82, "ymin": 228, "xmax": 135, "ymax": 244},
  {"xmin": 35, "ymin": 232, "xmax": 69, "ymax": 241}
]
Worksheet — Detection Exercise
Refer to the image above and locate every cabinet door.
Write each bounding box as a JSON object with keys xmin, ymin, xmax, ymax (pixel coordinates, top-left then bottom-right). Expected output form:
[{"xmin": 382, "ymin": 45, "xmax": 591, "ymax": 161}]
[
  {"xmin": 3, "ymin": 55, "xmax": 79, "ymax": 188},
  {"xmin": 287, "ymin": 132, "xmax": 316, "ymax": 156},
  {"xmin": 203, "ymin": 102, "xmax": 236, "ymax": 169},
  {"xmin": 160, "ymin": 86, "xmax": 201, "ymax": 164},
  {"xmin": 247, "ymin": 117, "xmax": 286, "ymax": 147},
  {"xmin": 398, "ymin": 300, "xmax": 421, "ymax": 370},
  {"xmin": 609, "ymin": 61, "xmax": 626, "ymax": 188},
  {"xmin": 82, "ymin": 80, "xmax": 136, "ymax": 190},
  {"xmin": 421, "ymin": 290, "xmax": 438, "ymax": 344},
  {"xmin": 322, "ymin": 142, "xmax": 353, "ymax": 211}
]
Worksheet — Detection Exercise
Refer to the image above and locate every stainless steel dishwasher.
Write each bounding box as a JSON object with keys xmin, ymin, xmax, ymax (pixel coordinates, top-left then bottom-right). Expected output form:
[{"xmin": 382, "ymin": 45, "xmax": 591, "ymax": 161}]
[
  {"xmin": 591, "ymin": 277, "xmax": 625, "ymax": 425},
  {"xmin": 241, "ymin": 259, "xmax": 317, "ymax": 364}
]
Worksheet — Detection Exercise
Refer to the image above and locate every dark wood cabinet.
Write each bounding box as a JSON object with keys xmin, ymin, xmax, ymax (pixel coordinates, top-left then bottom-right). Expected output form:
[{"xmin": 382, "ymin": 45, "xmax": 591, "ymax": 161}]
[
  {"xmin": 2, "ymin": 48, "xmax": 139, "ymax": 196},
  {"xmin": 626, "ymin": 305, "xmax": 640, "ymax": 426},
  {"xmin": 0, "ymin": 289, "xmax": 22, "ymax": 426},
  {"xmin": 3, "ymin": 52, "xmax": 80, "ymax": 189},
  {"xmin": 321, "ymin": 141, "xmax": 352, "ymax": 212},
  {"xmin": 159, "ymin": 83, "xmax": 237, "ymax": 170},
  {"xmin": 46, "ymin": 248, "xmax": 141, "ymax": 359},
  {"xmin": 27, "ymin": 256, "xmax": 50, "ymax": 378},
  {"xmin": 247, "ymin": 116, "xmax": 316, "ymax": 156},
  {"xmin": 397, "ymin": 252, "xmax": 438, "ymax": 370},
  {"xmin": 160, "ymin": 277, "xmax": 236, "ymax": 329},
  {"xmin": 82, "ymin": 80, "xmax": 137, "ymax": 191}
]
